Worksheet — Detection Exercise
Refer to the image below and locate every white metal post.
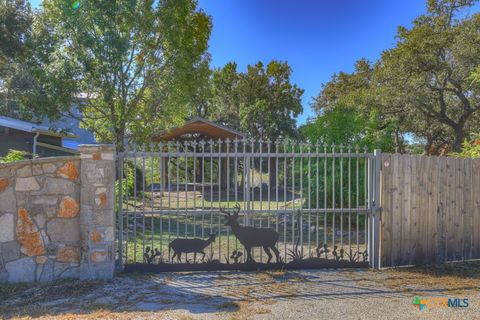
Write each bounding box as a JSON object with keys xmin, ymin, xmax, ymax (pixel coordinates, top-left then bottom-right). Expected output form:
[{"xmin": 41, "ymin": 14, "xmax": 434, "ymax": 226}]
[{"xmin": 370, "ymin": 149, "xmax": 382, "ymax": 269}]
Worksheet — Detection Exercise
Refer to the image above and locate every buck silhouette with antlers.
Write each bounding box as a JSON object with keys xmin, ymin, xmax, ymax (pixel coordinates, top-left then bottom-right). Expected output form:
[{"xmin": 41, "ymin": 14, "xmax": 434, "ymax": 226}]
[{"xmin": 220, "ymin": 203, "xmax": 281, "ymax": 264}]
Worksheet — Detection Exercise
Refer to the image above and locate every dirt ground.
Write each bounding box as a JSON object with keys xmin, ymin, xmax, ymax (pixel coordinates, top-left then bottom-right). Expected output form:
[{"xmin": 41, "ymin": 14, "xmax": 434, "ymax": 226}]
[{"xmin": 1, "ymin": 262, "xmax": 480, "ymax": 320}]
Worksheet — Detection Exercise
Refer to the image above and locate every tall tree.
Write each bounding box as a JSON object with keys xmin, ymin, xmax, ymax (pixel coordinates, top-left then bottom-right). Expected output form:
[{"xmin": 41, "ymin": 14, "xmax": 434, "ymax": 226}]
[
  {"xmin": 312, "ymin": 59, "xmax": 403, "ymax": 151},
  {"xmin": 300, "ymin": 104, "xmax": 395, "ymax": 152},
  {"xmin": 209, "ymin": 60, "xmax": 304, "ymax": 140},
  {"xmin": 210, "ymin": 62, "xmax": 242, "ymax": 129},
  {"xmin": 207, "ymin": 60, "xmax": 303, "ymax": 189},
  {"xmin": 0, "ymin": 0, "xmax": 33, "ymax": 117},
  {"xmin": 313, "ymin": 59, "xmax": 373, "ymax": 113},
  {"xmin": 28, "ymin": 0, "xmax": 212, "ymax": 151},
  {"xmin": 238, "ymin": 61, "xmax": 304, "ymax": 140},
  {"xmin": 376, "ymin": 0, "xmax": 480, "ymax": 151}
]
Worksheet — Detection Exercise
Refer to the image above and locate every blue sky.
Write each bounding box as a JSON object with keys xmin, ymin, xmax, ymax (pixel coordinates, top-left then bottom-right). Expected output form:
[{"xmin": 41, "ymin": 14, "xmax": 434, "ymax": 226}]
[{"xmin": 29, "ymin": 1, "xmax": 477, "ymax": 124}]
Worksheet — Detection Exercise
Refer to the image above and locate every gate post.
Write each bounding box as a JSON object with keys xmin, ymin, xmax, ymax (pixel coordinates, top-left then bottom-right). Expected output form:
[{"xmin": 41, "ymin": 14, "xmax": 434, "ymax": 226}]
[
  {"xmin": 370, "ymin": 149, "xmax": 382, "ymax": 269},
  {"xmin": 78, "ymin": 144, "xmax": 116, "ymax": 280}
]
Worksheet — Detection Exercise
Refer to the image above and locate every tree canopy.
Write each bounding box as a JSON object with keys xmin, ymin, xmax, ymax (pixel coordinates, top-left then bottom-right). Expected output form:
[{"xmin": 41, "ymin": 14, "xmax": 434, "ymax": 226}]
[
  {"xmin": 206, "ymin": 61, "xmax": 304, "ymax": 141},
  {"xmin": 0, "ymin": 0, "xmax": 33, "ymax": 117},
  {"xmin": 23, "ymin": 0, "xmax": 212, "ymax": 151}
]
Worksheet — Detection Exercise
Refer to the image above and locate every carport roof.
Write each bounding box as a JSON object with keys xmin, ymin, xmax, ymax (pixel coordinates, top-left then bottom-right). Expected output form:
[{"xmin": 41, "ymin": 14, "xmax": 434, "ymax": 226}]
[{"xmin": 153, "ymin": 117, "xmax": 244, "ymax": 142}]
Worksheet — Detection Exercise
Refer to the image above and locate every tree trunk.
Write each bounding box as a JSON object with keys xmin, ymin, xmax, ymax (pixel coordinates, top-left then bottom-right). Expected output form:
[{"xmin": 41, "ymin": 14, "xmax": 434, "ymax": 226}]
[
  {"xmin": 394, "ymin": 128, "xmax": 403, "ymax": 153},
  {"xmin": 424, "ymin": 135, "xmax": 434, "ymax": 155},
  {"xmin": 452, "ymin": 128, "xmax": 466, "ymax": 153}
]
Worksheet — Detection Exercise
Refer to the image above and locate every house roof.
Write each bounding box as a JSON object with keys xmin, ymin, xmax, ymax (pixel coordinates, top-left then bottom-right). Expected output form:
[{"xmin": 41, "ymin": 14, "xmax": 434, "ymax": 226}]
[
  {"xmin": 0, "ymin": 116, "xmax": 78, "ymax": 139},
  {"xmin": 153, "ymin": 117, "xmax": 244, "ymax": 141}
]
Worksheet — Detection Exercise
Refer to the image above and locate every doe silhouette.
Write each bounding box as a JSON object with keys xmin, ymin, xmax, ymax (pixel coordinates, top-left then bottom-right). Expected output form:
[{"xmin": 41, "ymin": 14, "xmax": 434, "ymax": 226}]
[{"xmin": 169, "ymin": 233, "xmax": 216, "ymax": 263}]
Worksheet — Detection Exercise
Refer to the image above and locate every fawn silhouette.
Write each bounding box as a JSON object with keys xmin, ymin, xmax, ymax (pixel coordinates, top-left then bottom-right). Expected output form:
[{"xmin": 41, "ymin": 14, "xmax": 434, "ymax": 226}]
[
  {"xmin": 221, "ymin": 203, "xmax": 280, "ymax": 263},
  {"xmin": 169, "ymin": 233, "xmax": 217, "ymax": 263}
]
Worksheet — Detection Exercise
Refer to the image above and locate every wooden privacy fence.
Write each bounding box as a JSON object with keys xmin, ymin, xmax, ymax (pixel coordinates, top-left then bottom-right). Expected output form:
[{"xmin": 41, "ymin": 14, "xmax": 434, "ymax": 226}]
[{"xmin": 380, "ymin": 154, "xmax": 480, "ymax": 267}]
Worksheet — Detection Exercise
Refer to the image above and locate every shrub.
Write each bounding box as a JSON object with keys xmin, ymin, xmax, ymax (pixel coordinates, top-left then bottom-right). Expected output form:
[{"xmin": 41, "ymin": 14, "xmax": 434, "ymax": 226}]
[
  {"xmin": 0, "ymin": 149, "xmax": 30, "ymax": 163},
  {"xmin": 451, "ymin": 134, "xmax": 480, "ymax": 158}
]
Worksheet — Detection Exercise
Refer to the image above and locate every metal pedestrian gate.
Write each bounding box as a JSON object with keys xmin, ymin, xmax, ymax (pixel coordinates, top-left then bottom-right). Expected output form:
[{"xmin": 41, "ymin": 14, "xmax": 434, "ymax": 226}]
[{"xmin": 116, "ymin": 139, "xmax": 381, "ymax": 272}]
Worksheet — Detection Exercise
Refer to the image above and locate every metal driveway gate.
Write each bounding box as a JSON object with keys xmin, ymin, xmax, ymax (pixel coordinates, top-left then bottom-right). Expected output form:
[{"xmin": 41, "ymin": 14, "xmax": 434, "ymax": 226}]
[{"xmin": 116, "ymin": 139, "xmax": 381, "ymax": 272}]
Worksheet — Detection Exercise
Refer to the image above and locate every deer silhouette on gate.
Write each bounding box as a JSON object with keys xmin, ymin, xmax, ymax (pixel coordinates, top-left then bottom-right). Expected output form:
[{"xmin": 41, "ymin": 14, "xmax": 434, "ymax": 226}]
[
  {"xmin": 221, "ymin": 203, "xmax": 281, "ymax": 263},
  {"xmin": 169, "ymin": 233, "xmax": 217, "ymax": 263}
]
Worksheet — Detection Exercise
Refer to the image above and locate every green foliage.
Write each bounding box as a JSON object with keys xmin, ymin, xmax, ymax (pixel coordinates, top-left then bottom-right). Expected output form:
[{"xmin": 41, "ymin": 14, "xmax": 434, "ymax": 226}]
[
  {"xmin": 238, "ymin": 61, "xmax": 304, "ymax": 140},
  {"xmin": 300, "ymin": 104, "xmax": 395, "ymax": 152},
  {"xmin": 0, "ymin": 0, "xmax": 34, "ymax": 117},
  {"xmin": 22, "ymin": 0, "xmax": 212, "ymax": 151},
  {"xmin": 451, "ymin": 134, "xmax": 480, "ymax": 157},
  {"xmin": 210, "ymin": 62, "xmax": 241, "ymax": 129},
  {"xmin": 375, "ymin": 0, "xmax": 480, "ymax": 151},
  {"xmin": 115, "ymin": 161, "xmax": 137, "ymax": 213},
  {"xmin": 209, "ymin": 61, "xmax": 304, "ymax": 140},
  {"xmin": 0, "ymin": 149, "xmax": 29, "ymax": 163}
]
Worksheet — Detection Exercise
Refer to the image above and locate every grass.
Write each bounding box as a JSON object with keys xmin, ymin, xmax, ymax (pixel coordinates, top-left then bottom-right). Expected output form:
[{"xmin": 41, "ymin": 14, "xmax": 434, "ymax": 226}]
[
  {"xmin": 0, "ymin": 279, "xmax": 106, "ymax": 319},
  {"xmin": 344, "ymin": 261, "xmax": 480, "ymax": 295}
]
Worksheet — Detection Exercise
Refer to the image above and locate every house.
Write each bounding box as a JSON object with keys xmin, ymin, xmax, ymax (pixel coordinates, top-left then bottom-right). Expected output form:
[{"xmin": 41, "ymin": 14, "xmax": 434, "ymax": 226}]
[
  {"xmin": 43, "ymin": 102, "xmax": 96, "ymax": 150},
  {"xmin": 0, "ymin": 116, "xmax": 79, "ymax": 157}
]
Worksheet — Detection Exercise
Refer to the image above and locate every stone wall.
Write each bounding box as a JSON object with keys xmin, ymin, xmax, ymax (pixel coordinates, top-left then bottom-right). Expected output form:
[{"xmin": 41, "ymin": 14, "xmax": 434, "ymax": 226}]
[{"xmin": 0, "ymin": 145, "xmax": 115, "ymax": 283}]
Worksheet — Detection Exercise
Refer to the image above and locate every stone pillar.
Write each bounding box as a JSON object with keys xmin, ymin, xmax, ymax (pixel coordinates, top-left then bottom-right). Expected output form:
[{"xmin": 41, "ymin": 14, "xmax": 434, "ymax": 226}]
[{"xmin": 78, "ymin": 144, "xmax": 116, "ymax": 280}]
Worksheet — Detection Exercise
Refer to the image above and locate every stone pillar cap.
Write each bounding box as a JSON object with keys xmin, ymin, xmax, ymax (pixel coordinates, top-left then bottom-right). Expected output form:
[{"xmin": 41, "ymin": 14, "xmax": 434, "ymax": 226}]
[{"xmin": 78, "ymin": 144, "xmax": 116, "ymax": 153}]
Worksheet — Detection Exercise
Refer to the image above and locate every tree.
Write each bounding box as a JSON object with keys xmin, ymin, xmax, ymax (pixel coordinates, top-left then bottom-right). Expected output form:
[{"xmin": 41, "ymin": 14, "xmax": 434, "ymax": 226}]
[
  {"xmin": 238, "ymin": 61, "xmax": 303, "ymax": 188},
  {"xmin": 238, "ymin": 61, "xmax": 304, "ymax": 140},
  {"xmin": 210, "ymin": 62, "xmax": 242, "ymax": 129},
  {"xmin": 376, "ymin": 0, "xmax": 480, "ymax": 151},
  {"xmin": 206, "ymin": 60, "xmax": 303, "ymax": 189},
  {"xmin": 300, "ymin": 104, "xmax": 395, "ymax": 152},
  {"xmin": 312, "ymin": 59, "xmax": 403, "ymax": 152},
  {"xmin": 188, "ymin": 55, "xmax": 213, "ymax": 119},
  {"xmin": 28, "ymin": 0, "xmax": 212, "ymax": 151},
  {"xmin": 313, "ymin": 59, "xmax": 373, "ymax": 113},
  {"xmin": 451, "ymin": 133, "xmax": 480, "ymax": 157},
  {"xmin": 0, "ymin": 0, "xmax": 33, "ymax": 117},
  {"xmin": 208, "ymin": 60, "xmax": 304, "ymax": 140}
]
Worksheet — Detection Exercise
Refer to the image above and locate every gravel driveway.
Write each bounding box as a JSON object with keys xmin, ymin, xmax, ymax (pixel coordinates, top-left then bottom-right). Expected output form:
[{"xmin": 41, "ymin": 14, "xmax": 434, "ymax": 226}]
[{"xmin": 1, "ymin": 267, "xmax": 479, "ymax": 319}]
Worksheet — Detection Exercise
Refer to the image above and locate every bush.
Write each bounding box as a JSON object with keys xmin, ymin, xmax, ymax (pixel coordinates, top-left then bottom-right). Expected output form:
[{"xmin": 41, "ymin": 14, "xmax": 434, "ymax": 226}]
[
  {"xmin": 451, "ymin": 134, "xmax": 480, "ymax": 158},
  {"xmin": 0, "ymin": 149, "xmax": 30, "ymax": 163}
]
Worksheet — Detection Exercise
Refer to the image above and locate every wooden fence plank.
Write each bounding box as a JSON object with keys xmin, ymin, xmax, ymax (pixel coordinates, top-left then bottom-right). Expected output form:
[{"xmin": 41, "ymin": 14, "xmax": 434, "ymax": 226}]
[
  {"xmin": 474, "ymin": 159, "xmax": 480, "ymax": 258},
  {"xmin": 436, "ymin": 157, "xmax": 446, "ymax": 263},
  {"xmin": 415, "ymin": 155, "xmax": 426, "ymax": 264},
  {"xmin": 380, "ymin": 154, "xmax": 392, "ymax": 266},
  {"xmin": 402, "ymin": 154, "xmax": 412, "ymax": 265},
  {"xmin": 429, "ymin": 156, "xmax": 439, "ymax": 264},
  {"xmin": 398, "ymin": 154, "xmax": 406, "ymax": 265},
  {"xmin": 464, "ymin": 158, "xmax": 472, "ymax": 260},
  {"xmin": 409, "ymin": 155, "xmax": 418, "ymax": 265},
  {"xmin": 456, "ymin": 158, "xmax": 464, "ymax": 261},
  {"xmin": 446, "ymin": 157, "xmax": 455, "ymax": 261},
  {"xmin": 393, "ymin": 153, "xmax": 402, "ymax": 265}
]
